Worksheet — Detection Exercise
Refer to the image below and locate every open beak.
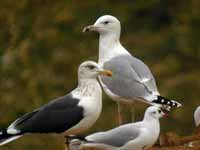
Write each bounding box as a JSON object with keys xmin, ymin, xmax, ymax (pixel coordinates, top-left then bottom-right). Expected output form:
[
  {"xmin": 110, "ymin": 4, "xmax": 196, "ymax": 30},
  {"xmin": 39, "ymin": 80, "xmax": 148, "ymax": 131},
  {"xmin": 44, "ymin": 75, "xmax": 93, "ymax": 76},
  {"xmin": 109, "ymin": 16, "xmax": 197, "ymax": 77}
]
[
  {"xmin": 83, "ymin": 25, "xmax": 98, "ymax": 32},
  {"xmin": 161, "ymin": 108, "xmax": 169, "ymax": 118},
  {"xmin": 161, "ymin": 110, "xmax": 168, "ymax": 118},
  {"xmin": 98, "ymin": 69, "xmax": 112, "ymax": 77},
  {"xmin": 163, "ymin": 113, "xmax": 168, "ymax": 118}
]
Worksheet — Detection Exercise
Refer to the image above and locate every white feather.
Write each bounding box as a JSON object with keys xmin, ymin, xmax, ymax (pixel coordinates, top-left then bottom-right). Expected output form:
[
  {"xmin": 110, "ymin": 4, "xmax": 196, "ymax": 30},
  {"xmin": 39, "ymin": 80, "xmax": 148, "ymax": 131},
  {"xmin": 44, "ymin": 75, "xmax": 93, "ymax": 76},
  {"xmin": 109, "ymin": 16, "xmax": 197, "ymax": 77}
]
[{"xmin": 0, "ymin": 135, "xmax": 22, "ymax": 146}]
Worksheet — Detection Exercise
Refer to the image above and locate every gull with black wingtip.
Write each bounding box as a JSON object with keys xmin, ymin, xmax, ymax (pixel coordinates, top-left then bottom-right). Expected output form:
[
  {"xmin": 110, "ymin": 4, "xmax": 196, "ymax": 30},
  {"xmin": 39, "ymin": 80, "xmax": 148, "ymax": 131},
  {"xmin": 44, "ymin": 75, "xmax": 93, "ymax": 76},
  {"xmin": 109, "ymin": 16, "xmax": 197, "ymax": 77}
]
[
  {"xmin": 0, "ymin": 61, "xmax": 112, "ymax": 146},
  {"xmin": 83, "ymin": 15, "xmax": 182, "ymax": 123}
]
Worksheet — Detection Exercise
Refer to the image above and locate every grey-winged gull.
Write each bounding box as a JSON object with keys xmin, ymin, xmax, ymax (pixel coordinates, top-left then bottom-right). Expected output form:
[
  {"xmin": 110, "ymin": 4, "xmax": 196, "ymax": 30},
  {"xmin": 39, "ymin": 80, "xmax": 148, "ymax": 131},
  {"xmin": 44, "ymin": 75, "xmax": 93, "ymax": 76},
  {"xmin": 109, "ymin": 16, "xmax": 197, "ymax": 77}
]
[
  {"xmin": 194, "ymin": 106, "xmax": 200, "ymax": 127},
  {"xmin": 83, "ymin": 15, "xmax": 182, "ymax": 123},
  {"xmin": 0, "ymin": 61, "xmax": 112, "ymax": 146},
  {"xmin": 71, "ymin": 106, "xmax": 165, "ymax": 150}
]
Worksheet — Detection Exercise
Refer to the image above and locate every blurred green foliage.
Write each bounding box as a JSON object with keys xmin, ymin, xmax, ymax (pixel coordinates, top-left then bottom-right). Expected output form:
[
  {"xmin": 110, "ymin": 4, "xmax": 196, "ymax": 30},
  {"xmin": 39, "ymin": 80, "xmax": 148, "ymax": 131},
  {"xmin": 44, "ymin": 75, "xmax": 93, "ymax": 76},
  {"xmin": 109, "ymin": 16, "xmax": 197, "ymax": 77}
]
[{"xmin": 0, "ymin": 0, "xmax": 200, "ymax": 149}]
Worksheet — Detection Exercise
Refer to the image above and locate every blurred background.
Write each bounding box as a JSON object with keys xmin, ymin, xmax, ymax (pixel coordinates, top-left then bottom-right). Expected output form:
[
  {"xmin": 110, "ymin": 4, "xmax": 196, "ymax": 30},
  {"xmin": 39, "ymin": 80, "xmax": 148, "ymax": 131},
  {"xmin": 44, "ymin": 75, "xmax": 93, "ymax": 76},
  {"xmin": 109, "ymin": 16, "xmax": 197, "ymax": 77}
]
[{"xmin": 0, "ymin": 0, "xmax": 199, "ymax": 149}]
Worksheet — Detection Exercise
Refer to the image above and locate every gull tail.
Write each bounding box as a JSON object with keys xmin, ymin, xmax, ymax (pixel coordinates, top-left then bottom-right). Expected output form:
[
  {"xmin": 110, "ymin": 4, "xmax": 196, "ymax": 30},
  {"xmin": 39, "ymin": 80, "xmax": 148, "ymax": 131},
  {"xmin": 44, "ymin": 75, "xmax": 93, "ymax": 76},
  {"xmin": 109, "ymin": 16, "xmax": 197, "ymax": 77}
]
[
  {"xmin": 0, "ymin": 130, "xmax": 22, "ymax": 146},
  {"xmin": 152, "ymin": 95, "xmax": 182, "ymax": 108}
]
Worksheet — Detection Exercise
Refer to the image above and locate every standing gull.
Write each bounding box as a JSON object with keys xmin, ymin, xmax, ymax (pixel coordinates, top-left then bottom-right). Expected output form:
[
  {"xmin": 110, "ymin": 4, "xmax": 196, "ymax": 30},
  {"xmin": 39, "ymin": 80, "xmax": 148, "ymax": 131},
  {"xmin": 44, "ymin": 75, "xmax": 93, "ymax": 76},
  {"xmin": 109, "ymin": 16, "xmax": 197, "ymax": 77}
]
[
  {"xmin": 83, "ymin": 15, "xmax": 182, "ymax": 123},
  {"xmin": 194, "ymin": 106, "xmax": 200, "ymax": 127},
  {"xmin": 72, "ymin": 106, "xmax": 165, "ymax": 150},
  {"xmin": 0, "ymin": 61, "xmax": 112, "ymax": 146}
]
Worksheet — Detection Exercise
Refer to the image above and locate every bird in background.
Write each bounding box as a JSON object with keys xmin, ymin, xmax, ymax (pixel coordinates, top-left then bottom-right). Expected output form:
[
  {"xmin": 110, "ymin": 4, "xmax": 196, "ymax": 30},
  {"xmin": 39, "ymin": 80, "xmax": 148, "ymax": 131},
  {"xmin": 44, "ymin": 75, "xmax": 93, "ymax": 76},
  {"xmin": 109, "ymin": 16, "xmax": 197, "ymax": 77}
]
[
  {"xmin": 83, "ymin": 15, "xmax": 182, "ymax": 124},
  {"xmin": 71, "ymin": 106, "xmax": 166, "ymax": 150},
  {"xmin": 0, "ymin": 61, "xmax": 112, "ymax": 146},
  {"xmin": 194, "ymin": 106, "xmax": 200, "ymax": 127}
]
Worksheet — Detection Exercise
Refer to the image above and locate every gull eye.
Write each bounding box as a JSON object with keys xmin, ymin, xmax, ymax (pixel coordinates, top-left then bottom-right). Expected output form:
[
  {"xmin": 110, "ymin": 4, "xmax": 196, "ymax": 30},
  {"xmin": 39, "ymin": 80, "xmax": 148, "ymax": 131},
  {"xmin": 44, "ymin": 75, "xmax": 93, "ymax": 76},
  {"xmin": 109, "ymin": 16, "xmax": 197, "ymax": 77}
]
[
  {"xmin": 103, "ymin": 21, "xmax": 109, "ymax": 25},
  {"xmin": 87, "ymin": 65, "xmax": 95, "ymax": 70},
  {"xmin": 158, "ymin": 110, "xmax": 162, "ymax": 113}
]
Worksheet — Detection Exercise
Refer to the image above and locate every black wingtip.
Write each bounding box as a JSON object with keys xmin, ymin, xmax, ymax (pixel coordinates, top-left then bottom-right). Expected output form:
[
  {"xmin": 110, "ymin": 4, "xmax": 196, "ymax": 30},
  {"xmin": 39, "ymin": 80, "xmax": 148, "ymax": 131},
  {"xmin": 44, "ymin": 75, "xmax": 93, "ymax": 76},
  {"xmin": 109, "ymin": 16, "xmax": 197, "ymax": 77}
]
[{"xmin": 152, "ymin": 96, "xmax": 182, "ymax": 108}]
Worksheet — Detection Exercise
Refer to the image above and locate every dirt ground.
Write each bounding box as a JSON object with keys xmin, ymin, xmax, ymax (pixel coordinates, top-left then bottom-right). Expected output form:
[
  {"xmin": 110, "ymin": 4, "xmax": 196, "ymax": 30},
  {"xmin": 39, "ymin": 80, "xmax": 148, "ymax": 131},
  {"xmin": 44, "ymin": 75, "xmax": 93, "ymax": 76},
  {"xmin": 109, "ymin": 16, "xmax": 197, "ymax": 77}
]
[{"xmin": 150, "ymin": 129, "xmax": 200, "ymax": 150}]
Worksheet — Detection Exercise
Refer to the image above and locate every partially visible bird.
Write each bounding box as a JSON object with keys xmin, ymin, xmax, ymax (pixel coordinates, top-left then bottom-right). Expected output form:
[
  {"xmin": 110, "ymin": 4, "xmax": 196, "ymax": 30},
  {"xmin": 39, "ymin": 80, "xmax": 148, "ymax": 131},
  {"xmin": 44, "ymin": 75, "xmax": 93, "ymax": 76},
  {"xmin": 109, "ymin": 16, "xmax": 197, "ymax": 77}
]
[
  {"xmin": 0, "ymin": 61, "xmax": 112, "ymax": 146},
  {"xmin": 72, "ymin": 106, "xmax": 165, "ymax": 150},
  {"xmin": 83, "ymin": 15, "xmax": 182, "ymax": 123},
  {"xmin": 194, "ymin": 106, "xmax": 200, "ymax": 127}
]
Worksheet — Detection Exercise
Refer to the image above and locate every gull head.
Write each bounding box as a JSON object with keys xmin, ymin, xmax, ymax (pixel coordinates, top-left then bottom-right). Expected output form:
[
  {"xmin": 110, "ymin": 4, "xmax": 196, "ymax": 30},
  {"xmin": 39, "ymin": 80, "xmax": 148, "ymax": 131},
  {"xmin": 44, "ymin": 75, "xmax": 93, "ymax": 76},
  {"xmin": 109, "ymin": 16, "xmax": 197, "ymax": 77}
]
[
  {"xmin": 78, "ymin": 61, "xmax": 112, "ymax": 79},
  {"xmin": 83, "ymin": 15, "xmax": 121, "ymax": 37},
  {"xmin": 144, "ymin": 106, "xmax": 166, "ymax": 120}
]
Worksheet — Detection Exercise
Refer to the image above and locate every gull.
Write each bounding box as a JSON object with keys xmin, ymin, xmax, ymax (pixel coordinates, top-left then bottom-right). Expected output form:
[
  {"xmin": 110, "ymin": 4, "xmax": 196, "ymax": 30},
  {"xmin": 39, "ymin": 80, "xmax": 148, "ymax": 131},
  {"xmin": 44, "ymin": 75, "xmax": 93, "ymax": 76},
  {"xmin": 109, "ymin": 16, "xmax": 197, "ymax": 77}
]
[
  {"xmin": 0, "ymin": 61, "xmax": 112, "ymax": 146},
  {"xmin": 194, "ymin": 106, "xmax": 200, "ymax": 127},
  {"xmin": 72, "ymin": 106, "xmax": 165, "ymax": 150},
  {"xmin": 83, "ymin": 15, "xmax": 182, "ymax": 123}
]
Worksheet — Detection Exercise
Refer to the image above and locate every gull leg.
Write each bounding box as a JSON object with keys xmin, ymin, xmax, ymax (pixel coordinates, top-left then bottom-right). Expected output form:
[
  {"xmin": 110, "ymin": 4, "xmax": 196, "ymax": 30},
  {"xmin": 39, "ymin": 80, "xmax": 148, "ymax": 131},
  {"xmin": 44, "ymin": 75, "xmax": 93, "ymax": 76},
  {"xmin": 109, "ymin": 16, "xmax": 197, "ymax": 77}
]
[
  {"xmin": 130, "ymin": 103, "xmax": 135, "ymax": 122},
  {"xmin": 117, "ymin": 101, "xmax": 123, "ymax": 125},
  {"xmin": 64, "ymin": 136, "xmax": 69, "ymax": 150}
]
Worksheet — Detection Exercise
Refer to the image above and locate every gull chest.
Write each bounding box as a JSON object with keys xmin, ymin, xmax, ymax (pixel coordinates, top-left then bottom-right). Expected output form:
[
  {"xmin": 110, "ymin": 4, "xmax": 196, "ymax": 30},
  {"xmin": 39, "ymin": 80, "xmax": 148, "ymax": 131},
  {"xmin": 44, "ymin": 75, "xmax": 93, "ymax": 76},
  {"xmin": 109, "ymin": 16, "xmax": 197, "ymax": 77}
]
[{"xmin": 64, "ymin": 85, "xmax": 102, "ymax": 135}]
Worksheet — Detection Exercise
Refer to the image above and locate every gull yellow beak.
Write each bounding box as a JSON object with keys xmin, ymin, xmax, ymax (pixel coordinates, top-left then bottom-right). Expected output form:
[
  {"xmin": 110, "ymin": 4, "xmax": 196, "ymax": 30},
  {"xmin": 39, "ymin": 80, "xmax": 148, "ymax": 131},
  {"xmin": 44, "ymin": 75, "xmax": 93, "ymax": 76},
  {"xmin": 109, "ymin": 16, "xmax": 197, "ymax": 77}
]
[
  {"xmin": 83, "ymin": 25, "xmax": 98, "ymax": 32},
  {"xmin": 98, "ymin": 70, "xmax": 113, "ymax": 77}
]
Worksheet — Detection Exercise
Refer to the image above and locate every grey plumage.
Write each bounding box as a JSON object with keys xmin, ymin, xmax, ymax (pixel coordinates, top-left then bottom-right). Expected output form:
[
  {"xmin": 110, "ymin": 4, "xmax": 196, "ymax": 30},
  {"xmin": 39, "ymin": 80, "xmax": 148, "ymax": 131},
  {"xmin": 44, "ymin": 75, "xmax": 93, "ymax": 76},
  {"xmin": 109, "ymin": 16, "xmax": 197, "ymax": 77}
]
[
  {"xmin": 101, "ymin": 54, "xmax": 158, "ymax": 102},
  {"xmin": 86, "ymin": 124, "xmax": 140, "ymax": 147}
]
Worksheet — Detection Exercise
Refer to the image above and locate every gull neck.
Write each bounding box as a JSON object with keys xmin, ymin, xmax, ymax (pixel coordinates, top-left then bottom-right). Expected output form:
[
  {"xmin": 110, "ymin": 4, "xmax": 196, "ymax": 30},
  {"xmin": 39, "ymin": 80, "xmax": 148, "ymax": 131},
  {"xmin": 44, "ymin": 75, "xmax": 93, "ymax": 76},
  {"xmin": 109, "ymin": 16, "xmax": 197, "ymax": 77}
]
[
  {"xmin": 98, "ymin": 33, "xmax": 129, "ymax": 64},
  {"xmin": 78, "ymin": 78, "xmax": 98, "ymax": 88},
  {"xmin": 71, "ymin": 78, "xmax": 101, "ymax": 98}
]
